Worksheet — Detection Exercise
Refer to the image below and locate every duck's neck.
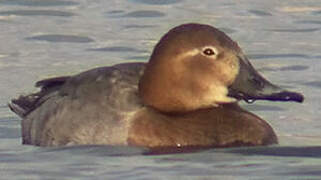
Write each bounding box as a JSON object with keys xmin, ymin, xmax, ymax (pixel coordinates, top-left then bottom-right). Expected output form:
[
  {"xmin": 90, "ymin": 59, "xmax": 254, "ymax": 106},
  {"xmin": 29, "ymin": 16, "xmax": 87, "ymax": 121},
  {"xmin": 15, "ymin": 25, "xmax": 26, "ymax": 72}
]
[{"xmin": 138, "ymin": 62, "xmax": 215, "ymax": 113}]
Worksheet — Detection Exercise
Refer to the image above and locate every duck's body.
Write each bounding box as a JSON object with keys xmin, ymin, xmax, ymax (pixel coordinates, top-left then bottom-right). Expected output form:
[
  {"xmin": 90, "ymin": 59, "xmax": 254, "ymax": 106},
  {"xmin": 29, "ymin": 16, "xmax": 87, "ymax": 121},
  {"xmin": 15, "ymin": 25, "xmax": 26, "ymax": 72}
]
[
  {"xmin": 13, "ymin": 63, "xmax": 276, "ymax": 148},
  {"xmin": 16, "ymin": 63, "xmax": 145, "ymax": 146},
  {"xmin": 10, "ymin": 23, "xmax": 303, "ymax": 151}
]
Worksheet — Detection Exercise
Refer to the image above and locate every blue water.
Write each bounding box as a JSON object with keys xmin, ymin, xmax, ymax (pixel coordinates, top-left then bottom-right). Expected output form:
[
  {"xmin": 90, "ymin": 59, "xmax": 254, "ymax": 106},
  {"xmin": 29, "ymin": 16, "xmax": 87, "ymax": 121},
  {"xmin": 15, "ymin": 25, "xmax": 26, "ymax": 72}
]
[{"xmin": 0, "ymin": 0, "xmax": 321, "ymax": 179}]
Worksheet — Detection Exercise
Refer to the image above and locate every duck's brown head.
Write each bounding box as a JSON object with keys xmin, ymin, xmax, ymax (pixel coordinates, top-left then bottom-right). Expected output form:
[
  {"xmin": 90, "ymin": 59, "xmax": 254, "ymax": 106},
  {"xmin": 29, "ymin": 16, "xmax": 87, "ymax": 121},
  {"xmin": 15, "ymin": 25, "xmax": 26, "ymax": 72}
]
[{"xmin": 139, "ymin": 23, "xmax": 304, "ymax": 113}]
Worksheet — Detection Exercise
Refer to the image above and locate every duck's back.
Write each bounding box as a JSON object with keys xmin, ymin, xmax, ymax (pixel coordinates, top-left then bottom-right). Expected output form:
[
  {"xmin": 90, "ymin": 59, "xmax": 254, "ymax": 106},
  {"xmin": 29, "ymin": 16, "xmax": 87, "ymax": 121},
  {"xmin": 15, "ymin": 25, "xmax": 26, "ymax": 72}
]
[{"xmin": 10, "ymin": 63, "xmax": 145, "ymax": 146}]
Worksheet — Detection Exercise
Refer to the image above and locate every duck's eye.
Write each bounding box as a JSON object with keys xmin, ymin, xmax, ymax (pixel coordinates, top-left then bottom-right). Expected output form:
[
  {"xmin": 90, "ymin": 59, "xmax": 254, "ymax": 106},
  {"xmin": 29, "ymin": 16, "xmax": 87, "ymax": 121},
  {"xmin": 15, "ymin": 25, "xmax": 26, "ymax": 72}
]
[{"xmin": 203, "ymin": 48, "xmax": 216, "ymax": 56}]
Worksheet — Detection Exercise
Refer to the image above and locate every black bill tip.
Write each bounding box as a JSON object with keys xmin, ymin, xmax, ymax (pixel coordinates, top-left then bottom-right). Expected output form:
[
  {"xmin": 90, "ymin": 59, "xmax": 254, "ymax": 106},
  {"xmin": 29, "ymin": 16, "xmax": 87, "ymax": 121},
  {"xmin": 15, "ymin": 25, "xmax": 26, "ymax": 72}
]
[
  {"xmin": 234, "ymin": 90, "xmax": 304, "ymax": 104},
  {"xmin": 259, "ymin": 91, "xmax": 304, "ymax": 103}
]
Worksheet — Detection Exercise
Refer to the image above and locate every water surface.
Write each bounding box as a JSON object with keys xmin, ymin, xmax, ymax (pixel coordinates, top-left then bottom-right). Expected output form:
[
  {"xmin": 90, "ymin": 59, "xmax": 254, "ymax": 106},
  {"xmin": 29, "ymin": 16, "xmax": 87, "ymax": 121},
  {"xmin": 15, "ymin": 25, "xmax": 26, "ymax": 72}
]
[{"xmin": 0, "ymin": 0, "xmax": 320, "ymax": 179}]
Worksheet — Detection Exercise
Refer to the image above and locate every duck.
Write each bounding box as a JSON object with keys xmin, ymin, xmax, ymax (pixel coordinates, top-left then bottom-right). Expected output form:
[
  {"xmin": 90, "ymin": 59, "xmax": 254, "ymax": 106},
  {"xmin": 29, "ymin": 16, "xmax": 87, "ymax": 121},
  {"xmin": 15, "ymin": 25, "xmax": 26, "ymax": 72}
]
[{"xmin": 9, "ymin": 23, "xmax": 304, "ymax": 152}]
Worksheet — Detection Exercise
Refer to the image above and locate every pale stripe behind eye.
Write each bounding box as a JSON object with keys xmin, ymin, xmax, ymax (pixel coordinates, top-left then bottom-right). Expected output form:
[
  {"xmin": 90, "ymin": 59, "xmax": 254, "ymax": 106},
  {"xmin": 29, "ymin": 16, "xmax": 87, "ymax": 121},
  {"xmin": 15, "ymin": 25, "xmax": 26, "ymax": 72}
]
[
  {"xmin": 176, "ymin": 46, "xmax": 219, "ymax": 60},
  {"xmin": 176, "ymin": 48, "xmax": 200, "ymax": 60}
]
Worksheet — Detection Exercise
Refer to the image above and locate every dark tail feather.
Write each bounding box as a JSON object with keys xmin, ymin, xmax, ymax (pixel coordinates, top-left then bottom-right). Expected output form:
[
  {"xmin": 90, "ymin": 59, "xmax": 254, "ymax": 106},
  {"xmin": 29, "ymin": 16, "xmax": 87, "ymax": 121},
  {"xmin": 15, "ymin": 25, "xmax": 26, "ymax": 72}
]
[
  {"xmin": 8, "ymin": 94, "xmax": 39, "ymax": 118},
  {"xmin": 9, "ymin": 76, "xmax": 70, "ymax": 117}
]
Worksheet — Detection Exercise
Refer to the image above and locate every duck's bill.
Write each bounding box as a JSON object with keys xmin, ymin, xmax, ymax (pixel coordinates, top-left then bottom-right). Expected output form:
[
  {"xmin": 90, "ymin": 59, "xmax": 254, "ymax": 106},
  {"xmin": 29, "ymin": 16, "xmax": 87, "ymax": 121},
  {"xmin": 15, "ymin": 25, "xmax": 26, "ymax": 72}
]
[{"xmin": 228, "ymin": 54, "xmax": 304, "ymax": 103}]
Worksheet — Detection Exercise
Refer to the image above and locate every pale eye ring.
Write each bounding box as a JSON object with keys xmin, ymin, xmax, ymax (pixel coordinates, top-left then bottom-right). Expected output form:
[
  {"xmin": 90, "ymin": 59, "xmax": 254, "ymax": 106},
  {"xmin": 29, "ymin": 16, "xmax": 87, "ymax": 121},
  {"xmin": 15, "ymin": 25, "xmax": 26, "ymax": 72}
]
[
  {"xmin": 203, "ymin": 48, "xmax": 215, "ymax": 56},
  {"xmin": 202, "ymin": 46, "xmax": 219, "ymax": 57}
]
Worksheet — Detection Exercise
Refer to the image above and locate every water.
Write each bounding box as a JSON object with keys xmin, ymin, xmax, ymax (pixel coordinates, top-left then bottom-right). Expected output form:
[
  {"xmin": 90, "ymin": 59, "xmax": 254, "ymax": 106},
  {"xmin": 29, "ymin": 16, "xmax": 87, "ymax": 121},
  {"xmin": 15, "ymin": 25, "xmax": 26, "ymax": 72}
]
[{"xmin": 1, "ymin": 0, "xmax": 321, "ymax": 179}]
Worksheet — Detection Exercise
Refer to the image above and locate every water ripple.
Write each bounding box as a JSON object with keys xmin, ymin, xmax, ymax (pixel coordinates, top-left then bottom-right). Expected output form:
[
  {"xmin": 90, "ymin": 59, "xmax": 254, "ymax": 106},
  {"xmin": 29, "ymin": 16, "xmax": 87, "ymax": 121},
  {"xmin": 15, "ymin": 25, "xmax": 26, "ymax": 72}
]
[
  {"xmin": 279, "ymin": 168, "xmax": 321, "ymax": 177},
  {"xmin": 279, "ymin": 65, "xmax": 309, "ymax": 71},
  {"xmin": 26, "ymin": 34, "xmax": 94, "ymax": 43},
  {"xmin": 122, "ymin": 10, "xmax": 165, "ymax": 18},
  {"xmin": 107, "ymin": 10, "xmax": 125, "ymax": 14},
  {"xmin": 0, "ymin": 0, "xmax": 79, "ymax": 6},
  {"xmin": 248, "ymin": 53, "xmax": 310, "ymax": 59},
  {"xmin": 0, "ymin": 127, "xmax": 20, "ymax": 139},
  {"xmin": 38, "ymin": 145, "xmax": 147, "ymax": 156},
  {"xmin": 0, "ymin": 10, "xmax": 75, "ymax": 17},
  {"xmin": 267, "ymin": 28, "xmax": 320, "ymax": 33},
  {"xmin": 295, "ymin": 20, "xmax": 321, "ymax": 25},
  {"xmin": 302, "ymin": 81, "xmax": 321, "ymax": 89},
  {"xmin": 278, "ymin": 7, "xmax": 321, "ymax": 13},
  {"xmin": 313, "ymin": 10, "xmax": 321, "ymax": 15},
  {"xmin": 227, "ymin": 146, "xmax": 321, "ymax": 158},
  {"xmin": 128, "ymin": 0, "xmax": 183, "ymax": 5},
  {"xmin": 124, "ymin": 24, "xmax": 156, "ymax": 29},
  {"xmin": 88, "ymin": 46, "xmax": 147, "ymax": 53},
  {"xmin": 248, "ymin": 9, "xmax": 272, "ymax": 16},
  {"xmin": 127, "ymin": 55, "xmax": 150, "ymax": 61},
  {"xmin": 259, "ymin": 65, "xmax": 310, "ymax": 72}
]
